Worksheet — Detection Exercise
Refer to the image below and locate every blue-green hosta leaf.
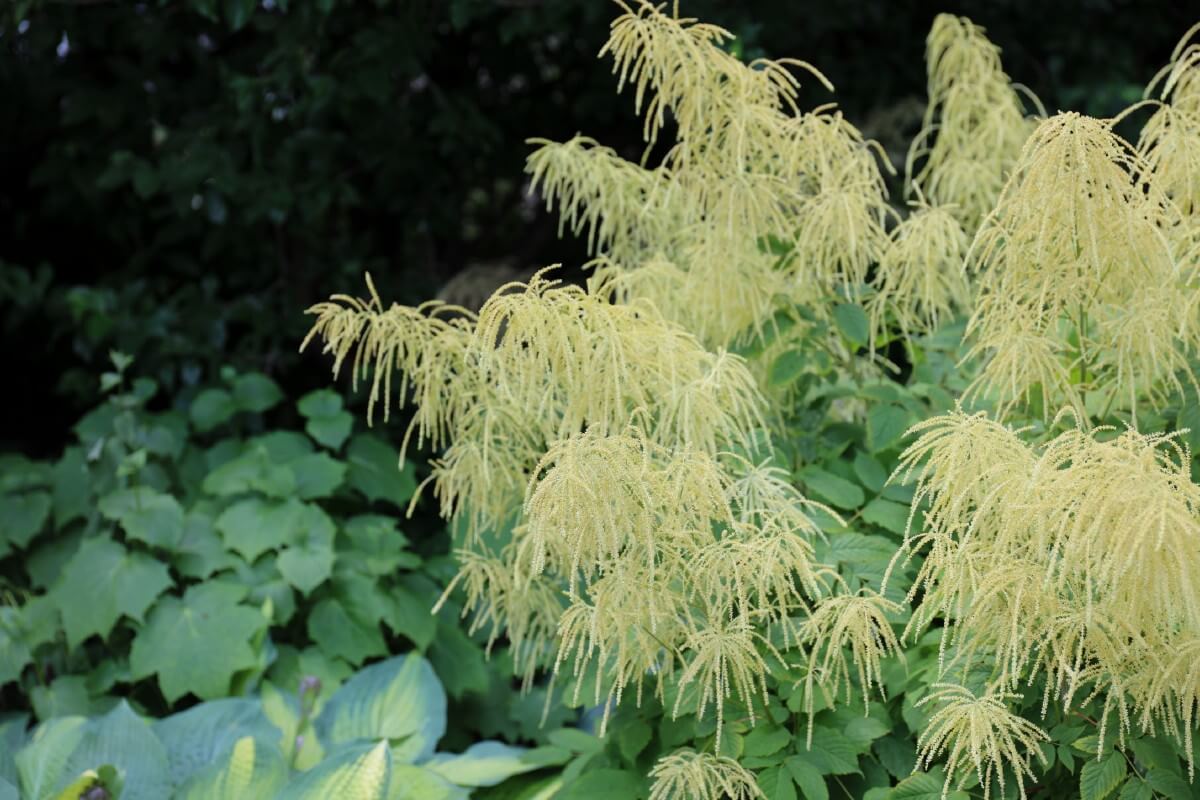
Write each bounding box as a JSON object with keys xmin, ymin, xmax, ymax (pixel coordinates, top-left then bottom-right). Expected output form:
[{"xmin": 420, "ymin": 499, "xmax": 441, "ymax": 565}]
[
  {"xmin": 0, "ymin": 491, "xmax": 51, "ymax": 551},
  {"xmin": 276, "ymin": 740, "xmax": 391, "ymax": 800},
  {"xmin": 129, "ymin": 582, "xmax": 268, "ymax": 702},
  {"xmin": 156, "ymin": 698, "xmax": 281, "ymax": 789},
  {"xmin": 48, "ymin": 536, "xmax": 173, "ymax": 649},
  {"xmin": 0, "ymin": 713, "xmax": 28, "ymax": 787},
  {"xmin": 316, "ymin": 654, "xmax": 446, "ymax": 763},
  {"xmin": 0, "ymin": 776, "xmax": 16, "ymax": 800},
  {"xmin": 345, "ymin": 435, "xmax": 417, "ymax": 508},
  {"xmin": 98, "ymin": 486, "xmax": 184, "ymax": 549},
  {"xmin": 266, "ymin": 645, "xmax": 351, "ymax": 716},
  {"xmin": 15, "ymin": 716, "xmax": 87, "ymax": 800},
  {"xmin": 425, "ymin": 741, "xmax": 538, "ymax": 787},
  {"xmin": 55, "ymin": 701, "xmax": 170, "ymax": 800},
  {"xmin": 387, "ymin": 765, "xmax": 469, "ymax": 800},
  {"xmin": 177, "ymin": 736, "xmax": 290, "ymax": 800},
  {"xmin": 260, "ymin": 680, "xmax": 324, "ymax": 771}
]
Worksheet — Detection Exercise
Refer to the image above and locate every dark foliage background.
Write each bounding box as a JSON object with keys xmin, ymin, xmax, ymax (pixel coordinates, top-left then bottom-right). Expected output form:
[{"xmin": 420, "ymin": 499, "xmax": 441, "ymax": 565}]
[{"xmin": 2, "ymin": 0, "xmax": 1191, "ymax": 455}]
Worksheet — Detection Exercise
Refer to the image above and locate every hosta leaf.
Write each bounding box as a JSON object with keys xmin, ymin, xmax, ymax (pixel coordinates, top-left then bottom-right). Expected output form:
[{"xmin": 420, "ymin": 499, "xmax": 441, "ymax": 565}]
[
  {"xmin": 0, "ymin": 777, "xmax": 15, "ymax": 800},
  {"xmin": 98, "ymin": 486, "xmax": 184, "ymax": 549},
  {"xmin": 129, "ymin": 582, "xmax": 268, "ymax": 702},
  {"xmin": 259, "ymin": 681, "xmax": 323, "ymax": 771},
  {"xmin": 316, "ymin": 654, "xmax": 446, "ymax": 763},
  {"xmin": 177, "ymin": 736, "xmax": 289, "ymax": 800},
  {"xmin": 15, "ymin": 716, "xmax": 87, "ymax": 800},
  {"xmin": 1080, "ymin": 751, "xmax": 1127, "ymax": 800},
  {"xmin": 387, "ymin": 765, "xmax": 469, "ymax": 800},
  {"xmin": 49, "ymin": 537, "xmax": 173, "ymax": 649},
  {"xmin": 425, "ymin": 741, "xmax": 537, "ymax": 787},
  {"xmin": 57, "ymin": 701, "xmax": 170, "ymax": 800},
  {"xmin": 276, "ymin": 740, "xmax": 391, "ymax": 800},
  {"xmin": 155, "ymin": 698, "xmax": 281, "ymax": 788},
  {"xmin": 0, "ymin": 714, "xmax": 28, "ymax": 787}
]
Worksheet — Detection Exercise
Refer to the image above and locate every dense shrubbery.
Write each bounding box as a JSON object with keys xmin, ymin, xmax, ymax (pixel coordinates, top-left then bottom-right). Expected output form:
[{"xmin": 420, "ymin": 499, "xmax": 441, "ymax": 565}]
[{"xmin": 5, "ymin": 2, "xmax": 1200, "ymax": 800}]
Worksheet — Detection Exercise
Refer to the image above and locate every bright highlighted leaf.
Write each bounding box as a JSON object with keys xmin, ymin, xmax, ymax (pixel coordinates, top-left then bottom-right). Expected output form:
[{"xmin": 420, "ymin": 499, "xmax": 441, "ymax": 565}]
[
  {"xmin": 276, "ymin": 740, "xmax": 391, "ymax": 800},
  {"xmin": 58, "ymin": 701, "xmax": 171, "ymax": 800},
  {"xmin": 50, "ymin": 537, "xmax": 173, "ymax": 649},
  {"xmin": 425, "ymin": 741, "xmax": 538, "ymax": 787},
  {"xmin": 316, "ymin": 654, "xmax": 446, "ymax": 764},
  {"xmin": 1080, "ymin": 752, "xmax": 1127, "ymax": 800},
  {"xmin": 177, "ymin": 736, "xmax": 289, "ymax": 800},
  {"xmin": 156, "ymin": 698, "xmax": 281, "ymax": 789},
  {"xmin": 129, "ymin": 582, "xmax": 268, "ymax": 702}
]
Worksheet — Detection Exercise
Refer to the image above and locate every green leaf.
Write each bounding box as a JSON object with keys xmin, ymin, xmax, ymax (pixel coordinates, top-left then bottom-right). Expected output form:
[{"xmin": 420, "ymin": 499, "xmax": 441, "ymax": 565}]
[
  {"xmin": 387, "ymin": 764, "xmax": 469, "ymax": 800},
  {"xmin": 177, "ymin": 735, "xmax": 289, "ymax": 800},
  {"xmin": 231, "ymin": 373, "xmax": 283, "ymax": 413},
  {"xmin": 155, "ymin": 698, "xmax": 281, "ymax": 789},
  {"xmin": 98, "ymin": 487, "xmax": 184, "ymax": 549},
  {"xmin": 316, "ymin": 654, "xmax": 446, "ymax": 764},
  {"xmin": 546, "ymin": 728, "xmax": 603, "ymax": 755},
  {"xmin": 174, "ymin": 511, "xmax": 238, "ymax": 579},
  {"xmin": 1145, "ymin": 769, "xmax": 1192, "ymax": 800},
  {"xmin": 29, "ymin": 676, "xmax": 101, "ymax": 721},
  {"xmin": 852, "ymin": 452, "xmax": 887, "ymax": 493},
  {"xmin": 387, "ymin": 582, "xmax": 437, "ymax": 650},
  {"xmin": 0, "ymin": 714, "xmax": 28, "ymax": 787},
  {"xmin": 873, "ymin": 736, "xmax": 916, "ymax": 779},
  {"xmin": 744, "ymin": 725, "xmax": 791, "ymax": 759},
  {"xmin": 340, "ymin": 516, "xmax": 415, "ymax": 576},
  {"xmin": 1117, "ymin": 779, "xmax": 1154, "ymax": 800},
  {"xmin": 277, "ymin": 540, "xmax": 334, "ymax": 595},
  {"xmin": 785, "ymin": 757, "xmax": 828, "ymax": 800},
  {"xmin": 795, "ymin": 726, "xmax": 860, "ymax": 775},
  {"xmin": 129, "ymin": 582, "xmax": 268, "ymax": 702},
  {"xmin": 1128, "ymin": 737, "xmax": 1180, "ymax": 775},
  {"xmin": 888, "ymin": 770, "xmax": 969, "ymax": 799},
  {"xmin": 759, "ymin": 765, "xmax": 797, "ymax": 800},
  {"xmin": 799, "ymin": 467, "xmax": 864, "ymax": 509},
  {"xmin": 555, "ymin": 768, "xmax": 643, "ymax": 800},
  {"xmin": 289, "ymin": 452, "xmax": 347, "ymax": 500},
  {"xmin": 0, "ymin": 492, "xmax": 51, "ymax": 550},
  {"xmin": 867, "ymin": 404, "xmax": 910, "ymax": 453},
  {"xmin": 276, "ymin": 740, "xmax": 391, "ymax": 800},
  {"xmin": 345, "ymin": 434, "xmax": 417, "ymax": 508},
  {"xmin": 860, "ymin": 498, "xmax": 911, "ymax": 534},
  {"xmin": 425, "ymin": 741, "xmax": 538, "ymax": 787},
  {"xmin": 307, "ymin": 598, "xmax": 387, "ymax": 668},
  {"xmin": 298, "ymin": 389, "xmax": 344, "ymax": 419},
  {"xmin": 58, "ymin": 701, "xmax": 170, "ymax": 800},
  {"xmin": 191, "ymin": 389, "xmax": 237, "ymax": 432},
  {"xmin": 833, "ymin": 303, "xmax": 869, "ymax": 346},
  {"xmin": 769, "ymin": 349, "xmax": 807, "ymax": 387},
  {"xmin": 49, "ymin": 537, "xmax": 173, "ymax": 649},
  {"xmin": 15, "ymin": 716, "xmax": 88, "ymax": 800},
  {"xmin": 203, "ymin": 447, "xmax": 296, "ymax": 499},
  {"xmin": 52, "ymin": 449, "xmax": 91, "ymax": 531},
  {"xmin": 1080, "ymin": 751, "xmax": 1127, "ymax": 800},
  {"xmin": 224, "ymin": 0, "xmax": 255, "ymax": 31},
  {"xmin": 615, "ymin": 719, "xmax": 652, "ymax": 764},
  {"xmin": 215, "ymin": 497, "xmax": 301, "ymax": 562},
  {"xmin": 306, "ymin": 413, "xmax": 355, "ymax": 451}
]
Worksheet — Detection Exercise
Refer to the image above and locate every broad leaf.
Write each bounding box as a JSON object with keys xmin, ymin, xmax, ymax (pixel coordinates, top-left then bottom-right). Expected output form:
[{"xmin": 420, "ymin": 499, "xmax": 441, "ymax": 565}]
[
  {"xmin": 316, "ymin": 654, "xmax": 446, "ymax": 763},
  {"xmin": 1080, "ymin": 751, "xmax": 1127, "ymax": 800},
  {"xmin": 231, "ymin": 373, "xmax": 283, "ymax": 413},
  {"xmin": 15, "ymin": 717, "xmax": 87, "ymax": 800},
  {"xmin": 156, "ymin": 698, "xmax": 281, "ymax": 788},
  {"xmin": 275, "ymin": 740, "xmax": 391, "ymax": 800},
  {"xmin": 425, "ymin": 741, "xmax": 537, "ymax": 787},
  {"xmin": 345, "ymin": 435, "xmax": 416, "ymax": 508},
  {"xmin": 0, "ymin": 492, "xmax": 51, "ymax": 550},
  {"xmin": 57, "ymin": 702, "xmax": 170, "ymax": 800},
  {"xmin": 129, "ymin": 582, "xmax": 268, "ymax": 702},
  {"xmin": 177, "ymin": 736, "xmax": 289, "ymax": 800},
  {"xmin": 49, "ymin": 537, "xmax": 173, "ymax": 649},
  {"xmin": 98, "ymin": 486, "xmax": 184, "ymax": 549}
]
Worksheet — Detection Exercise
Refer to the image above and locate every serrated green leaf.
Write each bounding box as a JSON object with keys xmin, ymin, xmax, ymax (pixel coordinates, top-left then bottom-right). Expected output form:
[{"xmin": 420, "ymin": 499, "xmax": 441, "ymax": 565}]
[
  {"xmin": 277, "ymin": 541, "xmax": 334, "ymax": 595},
  {"xmin": 554, "ymin": 768, "xmax": 643, "ymax": 800},
  {"xmin": 860, "ymin": 497, "xmax": 911, "ymax": 534},
  {"xmin": 794, "ymin": 726, "xmax": 860, "ymax": 775},
  {"xmin": 867, "ymin": 404, "xmax": 910, "ymax": 453},
  {"xmin": 49, "ymin": 537, "xmax": 173, "ymax": 649},
  {"xmin": 852, "ymin": 452, "xmax": 887, "ymax": 493},
  {"xmin": 1080, "ymin": 751, "xmax": 1127, "ymax": 800},
  {"xmin": 545, "ymin": 729, "xmax": 602, "ymax": 755},
  {"xmin": 770, "ymin": 349, "xmax": 807, "ymax": 387},
  {"xmin": 759, "ymin": 764, "xmax": 796, "ymax": 800},
  {"xmin": 298, "ymin": 390, "xmax": 343, "ymax": 419},
  {"xmin": 1145, "ymin": 768, "xmax": 1191, "ymax": 800},
  {"xmin": 307, "ymin": 598, "xmax": 387, "ymax": 668},
  {"xmin": 799, "ymin": 467, "xmax": 864, "ymax": 509},
  {"xmin": 316, "ymin": 654, "xmax": 446, "ymax": 764},
  {"xmin": 1117, "ymin": 778, "xmax": 1154, "ymax": 800},
  {"xmin": 784, "ymin": 756, "xmax": 828, "ymax": 800},
  {"xmin": 98, "ymin": 486, "xmax": 184, "ymax": 549},
  {"xmin": 129, "ymin": 582, "xmax": 267, "ymax": 702},
  {"xmin": 744, "ymin": 725, "xmax": 791, "ymax": 758}
]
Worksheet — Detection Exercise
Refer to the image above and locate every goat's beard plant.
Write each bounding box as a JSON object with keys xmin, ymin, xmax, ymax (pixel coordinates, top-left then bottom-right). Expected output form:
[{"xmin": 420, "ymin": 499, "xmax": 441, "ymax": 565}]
[{"xmin": 302, "ymin": 3, "xmax": 1200, "ymax": 799}]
